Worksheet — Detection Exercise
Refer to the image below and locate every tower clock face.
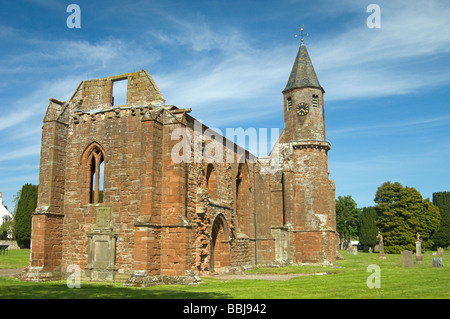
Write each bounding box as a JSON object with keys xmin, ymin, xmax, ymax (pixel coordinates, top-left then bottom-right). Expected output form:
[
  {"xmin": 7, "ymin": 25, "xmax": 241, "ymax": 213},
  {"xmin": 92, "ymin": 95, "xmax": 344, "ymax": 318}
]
[{"xmin": 296, "ymin": 102, "xmax": 310, "ymax": 116}]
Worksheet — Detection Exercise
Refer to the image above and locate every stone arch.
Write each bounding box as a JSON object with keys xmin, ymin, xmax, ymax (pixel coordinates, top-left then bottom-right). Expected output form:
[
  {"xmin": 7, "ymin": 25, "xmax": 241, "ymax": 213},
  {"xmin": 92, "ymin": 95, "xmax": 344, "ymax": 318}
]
[
  {"xmin": 210, "ymin": 213, "xmax": 231, "ymax": 272},
  {"xmin": 81, "ymin": 142, "xmax": 107, "ymax": 204},
  {"xmin": 80, "ymin": 141, "xmax": 107, "ymax": 164}
]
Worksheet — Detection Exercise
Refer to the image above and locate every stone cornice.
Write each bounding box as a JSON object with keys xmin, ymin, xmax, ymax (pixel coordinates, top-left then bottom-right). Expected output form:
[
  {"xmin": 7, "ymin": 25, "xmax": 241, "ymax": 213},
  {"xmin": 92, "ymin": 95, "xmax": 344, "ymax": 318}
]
[
  {"xmin": 291, "ymin": 140, "xmax": 331, "ymax": 151},
  {"xmin": 72, "ymin": 105, "xmax": 191, "ymax": 125},
  {"xmin": 33, "ymin": 206, "xmax": 64, "ymax": 217}
]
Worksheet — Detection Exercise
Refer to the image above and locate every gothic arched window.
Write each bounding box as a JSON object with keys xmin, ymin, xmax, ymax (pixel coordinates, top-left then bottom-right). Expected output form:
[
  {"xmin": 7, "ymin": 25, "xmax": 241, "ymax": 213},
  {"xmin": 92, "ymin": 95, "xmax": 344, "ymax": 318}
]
[{"xmin": 82, "ymin": 143, "xmax": 106, "ymax": 204}]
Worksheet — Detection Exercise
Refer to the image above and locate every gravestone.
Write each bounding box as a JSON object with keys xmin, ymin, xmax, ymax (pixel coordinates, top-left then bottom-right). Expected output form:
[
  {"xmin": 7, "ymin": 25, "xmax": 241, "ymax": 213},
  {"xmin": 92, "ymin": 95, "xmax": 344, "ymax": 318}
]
[
  {"xmin": 415, "ymin": 235, "xmax": 424, "ymax": 264},
  {"xmin": 432, "ymin": 257, "xmax": 443, "ymax": 268},
  {"xmin": 378, "ymin": 234, "xmax": 386, "ymax": 260},
  {"xmin": 348, "ymin": 245, "xmax": 358, "ymax": 255},
  {"xmin": 401, "ymin": 250, "xmax": 413, "ymax": 268},
  {"xmin": 437, "ymin": 247, "xmax": 444, "ymax": 257}
]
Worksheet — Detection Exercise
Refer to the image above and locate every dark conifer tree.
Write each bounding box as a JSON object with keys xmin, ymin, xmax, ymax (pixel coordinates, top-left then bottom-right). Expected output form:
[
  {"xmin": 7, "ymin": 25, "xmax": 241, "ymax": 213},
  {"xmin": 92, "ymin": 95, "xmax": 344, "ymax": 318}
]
[
  {"xmin": 359, "ymin": 206, "xmax": 378, "ymax": 252},
  {"xmin": 14, "ymin": 184, "xmax": 38, "ymax": 248},
  {"xmin": 432, "ymin": 192, "xmax": 450, "ymax": 249}
]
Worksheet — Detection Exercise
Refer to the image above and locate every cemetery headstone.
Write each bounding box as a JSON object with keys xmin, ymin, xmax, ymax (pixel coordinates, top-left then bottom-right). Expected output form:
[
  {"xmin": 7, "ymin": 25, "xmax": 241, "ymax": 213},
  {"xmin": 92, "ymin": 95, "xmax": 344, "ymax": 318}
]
[
  {"xmin": 401, "ymin": 250, "xmax": 413, "ymax": 268},
  {"xmin": 432, "ymin": 257, "xmax": 443, "ymax": 268},
  {"xmin": 437, "ymin": 247, "xmax": 444, "ymax": 257},
  {"xmin": 348, "ymin": 245, "xmax": 358, "ymax": 255}
]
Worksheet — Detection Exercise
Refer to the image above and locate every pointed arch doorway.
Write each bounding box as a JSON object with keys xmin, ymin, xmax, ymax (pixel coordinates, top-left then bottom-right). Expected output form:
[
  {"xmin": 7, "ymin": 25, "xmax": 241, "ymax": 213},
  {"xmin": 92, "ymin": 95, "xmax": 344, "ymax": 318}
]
[{"xmin": 210, "ymin": 213, "xmax": 231, "ymax": 273}]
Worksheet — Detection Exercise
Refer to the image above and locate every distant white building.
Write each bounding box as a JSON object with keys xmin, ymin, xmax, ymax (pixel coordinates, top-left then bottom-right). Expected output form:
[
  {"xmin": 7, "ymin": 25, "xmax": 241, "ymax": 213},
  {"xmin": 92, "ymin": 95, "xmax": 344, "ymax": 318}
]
[
  {"xmin": 0, "ymin": 192, "xmax": 13, "ymax": 227},
  {"xmin": 351, "ymin": 240, "xmax": 360, "ymax": 246}
]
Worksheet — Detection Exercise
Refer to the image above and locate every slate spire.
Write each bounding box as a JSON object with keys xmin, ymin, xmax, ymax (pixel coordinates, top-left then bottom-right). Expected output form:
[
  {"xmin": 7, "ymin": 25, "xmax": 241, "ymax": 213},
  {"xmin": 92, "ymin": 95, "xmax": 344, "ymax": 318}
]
[{"xmin": 283, "ymin": 42, "xmax": 323, "ymax": 93}]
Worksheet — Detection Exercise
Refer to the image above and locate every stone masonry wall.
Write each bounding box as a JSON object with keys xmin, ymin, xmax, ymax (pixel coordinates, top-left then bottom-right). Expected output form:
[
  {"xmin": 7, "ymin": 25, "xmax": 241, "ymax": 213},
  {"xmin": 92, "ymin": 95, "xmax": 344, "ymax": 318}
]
[{"xmin": 26, "ymin": 67, "xmax": 337, "ymax": 283}]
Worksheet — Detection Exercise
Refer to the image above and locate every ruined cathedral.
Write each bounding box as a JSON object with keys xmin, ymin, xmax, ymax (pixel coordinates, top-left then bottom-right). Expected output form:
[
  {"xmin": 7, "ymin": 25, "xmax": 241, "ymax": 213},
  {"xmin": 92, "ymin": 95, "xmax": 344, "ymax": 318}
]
[{"xmin": 22, "ymin": 39, "xmax": 337, "ymax": 284}]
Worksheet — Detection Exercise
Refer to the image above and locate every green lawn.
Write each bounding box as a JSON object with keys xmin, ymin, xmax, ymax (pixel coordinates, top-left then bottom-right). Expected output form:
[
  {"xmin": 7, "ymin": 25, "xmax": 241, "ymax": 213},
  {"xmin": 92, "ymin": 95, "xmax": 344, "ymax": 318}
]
[
  {"xmin": 0, "ymin": 249, "xmax": 449, "ymax": 299},
  {"xmin": 0, "ymin": 249, "xmax": 30, "ymax": 269}
]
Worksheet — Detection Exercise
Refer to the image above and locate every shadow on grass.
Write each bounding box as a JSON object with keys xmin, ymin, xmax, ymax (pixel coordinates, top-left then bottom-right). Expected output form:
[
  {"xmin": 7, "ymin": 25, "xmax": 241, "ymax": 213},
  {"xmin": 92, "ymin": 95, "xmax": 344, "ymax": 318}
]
[{"xmin": 0, "ymin": 277, "xmax": 230, "ymax": 299}]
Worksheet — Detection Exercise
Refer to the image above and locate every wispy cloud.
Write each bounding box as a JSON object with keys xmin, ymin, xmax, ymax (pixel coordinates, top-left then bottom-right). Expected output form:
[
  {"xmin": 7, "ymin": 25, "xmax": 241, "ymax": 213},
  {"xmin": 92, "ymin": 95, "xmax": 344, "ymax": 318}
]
[
  {"xmin": 312, "ymin": 0, "xmax": 450, "ymax": 101},
  {"xmin": 149, "ymin": 19, "xmax": 292, "ymax": 126},
  {"xmin": 0, "ymin": 144, "xmax": 41, "ymax": 162},
  {"xmin": 329, "ymin": 114, "xmax": 450, "ymax": 138},
  {"xmin": 0, "ymin": 36, "xmax": 160, "ymax": 79},
  {"xmin": 0, "ymin": 75, "xmax": 82, "ymax": 133},
  {"xmin": 155, "ymin": 47, "xmax": 289, "ymax": 109}
]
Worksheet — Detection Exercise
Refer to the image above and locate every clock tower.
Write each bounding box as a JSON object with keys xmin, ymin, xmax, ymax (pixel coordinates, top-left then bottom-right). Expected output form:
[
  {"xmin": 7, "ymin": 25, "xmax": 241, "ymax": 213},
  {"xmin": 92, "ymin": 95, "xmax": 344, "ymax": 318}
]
[
  {"xmin": 281, "ymin": 40, "xmax": 325, "ymax": 143},
  {"xmin": 277, "ymin": 30, "xmax": 337, "ymax": 264}
]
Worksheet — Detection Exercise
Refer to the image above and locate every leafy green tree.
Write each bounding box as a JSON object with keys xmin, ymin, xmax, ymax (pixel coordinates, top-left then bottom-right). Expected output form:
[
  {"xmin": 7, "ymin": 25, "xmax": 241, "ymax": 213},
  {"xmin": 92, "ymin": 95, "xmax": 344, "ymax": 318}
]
[
  {"xmin": 375, "ymin": 181, "xmax": 440, "ymax": 253},
  {"xmin": 14, "ymin": 183, "xmax": 38, "ymax": 248},
  {"xmin": 432, "ymin": 192, "xmax": 450, "ymax": 248},
  {"xmin": 336, "ymin": 195, "xmax": 361, "ymax": 248},
  {"xmin": 417, "ymin": 198, "xmax": 441, "ymax": 250},
  {"xmin": 359, "ymin": 206, "xmax": 378, "ymax": 251}
]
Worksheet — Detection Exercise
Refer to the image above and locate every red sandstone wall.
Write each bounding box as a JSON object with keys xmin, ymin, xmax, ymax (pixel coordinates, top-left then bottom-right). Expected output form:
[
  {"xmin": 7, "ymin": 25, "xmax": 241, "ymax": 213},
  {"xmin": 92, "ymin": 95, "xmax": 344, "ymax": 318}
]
[
  {"xmin": 29, "ymin": 70, "xmax": 337, "ymax": 282},
  {"xmin": 30, "ymin": 214, "xmax": 63, "ymax": 270}
]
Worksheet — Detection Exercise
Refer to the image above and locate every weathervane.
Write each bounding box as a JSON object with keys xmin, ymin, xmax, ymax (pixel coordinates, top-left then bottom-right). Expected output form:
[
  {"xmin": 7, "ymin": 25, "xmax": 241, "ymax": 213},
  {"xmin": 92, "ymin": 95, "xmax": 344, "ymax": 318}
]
[{"xmin": 295, "ymin": 24, "xmax": 308, "ymax": 43}]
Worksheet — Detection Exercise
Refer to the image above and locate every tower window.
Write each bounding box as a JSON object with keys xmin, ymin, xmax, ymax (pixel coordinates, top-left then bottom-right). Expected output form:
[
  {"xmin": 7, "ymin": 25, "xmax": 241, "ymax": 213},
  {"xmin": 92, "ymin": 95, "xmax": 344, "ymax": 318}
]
[
  {"xmin": 112, "ymin": 78, "xmax": 128, "ymax": 106},
  {"xmin": 287, "ymin": 98, "xmax": 292, "ymax": 111},
  {"xmin": 312, "ymin": 95, "xmax": 319, "ymax": 107}
]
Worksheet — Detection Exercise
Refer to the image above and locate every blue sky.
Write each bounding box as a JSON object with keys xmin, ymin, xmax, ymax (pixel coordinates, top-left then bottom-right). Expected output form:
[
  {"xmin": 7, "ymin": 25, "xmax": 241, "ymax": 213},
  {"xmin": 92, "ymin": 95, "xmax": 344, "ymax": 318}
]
[{"xmin": 0, "ymin": 0, "xmax": 449, "ymax": 210}]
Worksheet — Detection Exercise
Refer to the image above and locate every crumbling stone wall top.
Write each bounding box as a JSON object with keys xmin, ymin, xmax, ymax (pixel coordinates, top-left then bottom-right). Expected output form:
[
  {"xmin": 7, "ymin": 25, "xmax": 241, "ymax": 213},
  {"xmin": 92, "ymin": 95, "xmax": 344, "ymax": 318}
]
[{"xmin": 70, "ymin": 69, "xmax": 165, "ymax": 112}]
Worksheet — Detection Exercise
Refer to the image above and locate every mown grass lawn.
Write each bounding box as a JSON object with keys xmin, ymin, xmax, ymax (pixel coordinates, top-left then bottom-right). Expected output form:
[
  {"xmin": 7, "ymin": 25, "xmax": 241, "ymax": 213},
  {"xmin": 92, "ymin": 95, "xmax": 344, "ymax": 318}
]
[
  {"xmin": 0, "ymin": 249, "xmax": 449, "ymax": 299},
  {"xmin": 0, "ymin": 249, "xmax": 30, "ymax": 269}
]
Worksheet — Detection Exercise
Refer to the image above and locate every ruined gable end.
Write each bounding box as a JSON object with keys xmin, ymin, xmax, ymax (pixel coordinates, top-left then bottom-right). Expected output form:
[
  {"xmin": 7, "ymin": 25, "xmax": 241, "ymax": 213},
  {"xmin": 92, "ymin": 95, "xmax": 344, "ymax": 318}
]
[
  {"xmin": 43, "ymin": 98, "xmax": 68, "ymax": 123},
  {"xmin": 69, "ymin": 70, "xmax": 165, "ymax": 112}
]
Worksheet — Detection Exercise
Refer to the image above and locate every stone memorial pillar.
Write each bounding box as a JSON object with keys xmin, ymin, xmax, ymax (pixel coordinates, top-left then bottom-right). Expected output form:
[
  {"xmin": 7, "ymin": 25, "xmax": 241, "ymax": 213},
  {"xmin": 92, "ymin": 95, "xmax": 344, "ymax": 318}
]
[
  {"xmin": 378, "ymin": 234, "xmax": 386, "ymax": 260},
  {"xmin": 415, "ymin": 233, "xmax": 424, "ymax": 265}
]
